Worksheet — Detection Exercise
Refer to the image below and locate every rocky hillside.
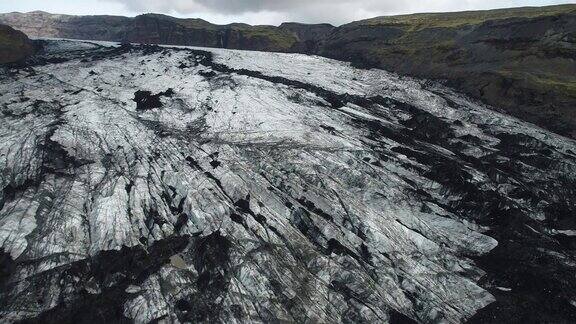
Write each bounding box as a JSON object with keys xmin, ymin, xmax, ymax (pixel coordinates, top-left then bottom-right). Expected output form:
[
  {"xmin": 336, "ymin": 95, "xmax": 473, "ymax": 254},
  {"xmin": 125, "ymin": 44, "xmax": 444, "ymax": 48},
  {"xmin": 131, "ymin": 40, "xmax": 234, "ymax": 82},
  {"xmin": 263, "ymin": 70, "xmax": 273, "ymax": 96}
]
[
  {"xmin": 0, "ymin": 24, "xmax": 33, "ymax": 64},
  {"xmin": 1, "ymin": 39, "xmax": 576, "ymax": 324},
  {"xmin": 319, "ymin": 5, "xmax": 576, "ymax": 139}
]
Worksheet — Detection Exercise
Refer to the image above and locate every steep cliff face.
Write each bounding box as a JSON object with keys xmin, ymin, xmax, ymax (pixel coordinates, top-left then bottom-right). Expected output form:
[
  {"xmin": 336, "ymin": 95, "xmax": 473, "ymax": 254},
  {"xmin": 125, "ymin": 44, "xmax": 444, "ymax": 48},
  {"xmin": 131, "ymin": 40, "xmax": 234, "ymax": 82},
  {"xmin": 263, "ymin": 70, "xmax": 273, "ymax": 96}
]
[
  {"xmin": 0, "ymin": 24, "xmax": 33, "ymax": 64},
  {"xmin": 279, "ymin": 22, "xmax": 335, "ymax": 53},
  {"xmin": 0, "ymin": 11, "xmax": 305, "ymax": 52},
  {"xmin": 125, "ymin": 14, "xmax": 223, "ymax": 47}
]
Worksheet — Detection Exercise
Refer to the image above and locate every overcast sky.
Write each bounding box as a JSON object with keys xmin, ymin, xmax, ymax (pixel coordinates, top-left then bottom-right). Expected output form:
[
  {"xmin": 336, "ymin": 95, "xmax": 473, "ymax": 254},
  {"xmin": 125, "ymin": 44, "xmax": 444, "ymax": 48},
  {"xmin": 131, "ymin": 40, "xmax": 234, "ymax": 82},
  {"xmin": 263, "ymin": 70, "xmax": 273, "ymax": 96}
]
[{"xmin": 0, "ymin": 0, "xmax": 573, "ymax": 25}]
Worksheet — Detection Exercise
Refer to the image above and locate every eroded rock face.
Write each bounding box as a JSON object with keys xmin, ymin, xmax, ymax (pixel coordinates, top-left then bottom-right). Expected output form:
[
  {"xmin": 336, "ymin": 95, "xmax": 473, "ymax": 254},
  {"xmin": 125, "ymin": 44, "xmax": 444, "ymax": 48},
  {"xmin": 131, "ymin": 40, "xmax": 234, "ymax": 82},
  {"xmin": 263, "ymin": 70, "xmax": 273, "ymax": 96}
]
[
  {"xmin": 0, "ymin": 24, "xmax": 34, "ymax": 64},
  {"xmin": 0, "ymin": 40, "xmax": 575, "ymax": 323}
]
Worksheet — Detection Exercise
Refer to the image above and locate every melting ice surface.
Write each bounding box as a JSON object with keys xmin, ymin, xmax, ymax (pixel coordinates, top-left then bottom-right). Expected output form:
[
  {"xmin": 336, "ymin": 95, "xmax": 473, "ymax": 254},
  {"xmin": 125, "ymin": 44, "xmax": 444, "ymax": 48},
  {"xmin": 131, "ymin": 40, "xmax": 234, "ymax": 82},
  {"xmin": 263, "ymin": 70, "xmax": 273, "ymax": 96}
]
[{"xmin": 1, "ymin": 39, "xmax": 576, "ymax": 323}]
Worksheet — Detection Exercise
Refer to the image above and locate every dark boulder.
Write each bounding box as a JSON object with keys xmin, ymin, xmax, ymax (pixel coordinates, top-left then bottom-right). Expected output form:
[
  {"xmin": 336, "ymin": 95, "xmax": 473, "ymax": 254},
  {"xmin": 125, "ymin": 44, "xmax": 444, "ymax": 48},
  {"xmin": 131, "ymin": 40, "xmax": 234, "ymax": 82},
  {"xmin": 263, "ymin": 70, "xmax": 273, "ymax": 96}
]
[{"xmin": 0, "ymin": 24, "xmax": 34, "ymax": 64}]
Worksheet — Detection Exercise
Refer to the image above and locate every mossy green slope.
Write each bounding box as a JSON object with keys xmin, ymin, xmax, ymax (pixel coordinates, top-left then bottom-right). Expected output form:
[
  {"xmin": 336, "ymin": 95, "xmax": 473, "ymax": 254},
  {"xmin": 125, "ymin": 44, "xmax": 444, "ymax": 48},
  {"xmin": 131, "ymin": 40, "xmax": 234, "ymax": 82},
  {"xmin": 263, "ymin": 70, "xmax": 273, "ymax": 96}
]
[
  {"xmin": 355, "ymin": 4, "xmax": 576, "ymax": 29},
  {"xmin": 320, "ymin": 4, "xmax": 576, "ymax": 138}
]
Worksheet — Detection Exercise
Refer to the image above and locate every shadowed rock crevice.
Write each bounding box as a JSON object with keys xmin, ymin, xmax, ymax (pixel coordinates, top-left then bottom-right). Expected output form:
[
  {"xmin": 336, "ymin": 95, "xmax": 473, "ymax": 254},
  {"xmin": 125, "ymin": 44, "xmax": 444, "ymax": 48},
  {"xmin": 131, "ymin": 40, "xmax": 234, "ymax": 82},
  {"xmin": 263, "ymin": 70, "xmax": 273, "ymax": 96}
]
[
  {"xmin": 176, "ymin": 231, "xmax": 232, "ymax": 322},
  {"xmin": 7, "ymin": 236, "xmax": 190, "ymax": 324}
]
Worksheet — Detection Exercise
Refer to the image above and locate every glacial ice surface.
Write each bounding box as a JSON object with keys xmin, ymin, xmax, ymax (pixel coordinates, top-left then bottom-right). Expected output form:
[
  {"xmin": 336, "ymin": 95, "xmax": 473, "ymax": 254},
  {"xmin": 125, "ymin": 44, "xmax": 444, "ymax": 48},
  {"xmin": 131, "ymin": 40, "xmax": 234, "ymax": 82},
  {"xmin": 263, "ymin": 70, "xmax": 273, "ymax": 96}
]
[{"xmin": 1, "ymin": 39, "xmax": 576, "ymax": 323}]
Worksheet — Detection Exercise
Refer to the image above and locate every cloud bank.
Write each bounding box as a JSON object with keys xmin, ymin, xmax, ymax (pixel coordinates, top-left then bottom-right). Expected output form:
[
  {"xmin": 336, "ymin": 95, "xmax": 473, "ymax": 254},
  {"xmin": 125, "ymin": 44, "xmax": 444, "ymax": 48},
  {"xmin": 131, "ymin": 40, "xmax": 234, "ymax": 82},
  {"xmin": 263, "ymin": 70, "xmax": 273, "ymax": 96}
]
[{"xmin": 39, "ymin": 0, "xmax": 576, "ymax": 25}]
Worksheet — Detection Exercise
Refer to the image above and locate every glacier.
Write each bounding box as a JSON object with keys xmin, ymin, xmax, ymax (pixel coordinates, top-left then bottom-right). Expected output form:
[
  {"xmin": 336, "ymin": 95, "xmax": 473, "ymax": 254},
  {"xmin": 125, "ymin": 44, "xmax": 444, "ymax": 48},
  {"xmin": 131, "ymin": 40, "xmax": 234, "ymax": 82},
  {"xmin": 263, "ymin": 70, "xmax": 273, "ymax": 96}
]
[{"xmin": 0, "ymin": 39, "xmax": 575, "ymax": 323}]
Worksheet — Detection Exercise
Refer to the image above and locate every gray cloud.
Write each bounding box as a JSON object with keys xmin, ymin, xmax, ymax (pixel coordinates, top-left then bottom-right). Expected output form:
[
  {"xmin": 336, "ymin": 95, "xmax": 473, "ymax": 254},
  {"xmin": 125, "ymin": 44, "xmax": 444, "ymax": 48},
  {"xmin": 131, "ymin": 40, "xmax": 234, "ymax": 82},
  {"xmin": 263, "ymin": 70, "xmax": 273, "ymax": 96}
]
[{"xmin": 99, "ymin": 0, "xmax": 573, "ymax": 25}]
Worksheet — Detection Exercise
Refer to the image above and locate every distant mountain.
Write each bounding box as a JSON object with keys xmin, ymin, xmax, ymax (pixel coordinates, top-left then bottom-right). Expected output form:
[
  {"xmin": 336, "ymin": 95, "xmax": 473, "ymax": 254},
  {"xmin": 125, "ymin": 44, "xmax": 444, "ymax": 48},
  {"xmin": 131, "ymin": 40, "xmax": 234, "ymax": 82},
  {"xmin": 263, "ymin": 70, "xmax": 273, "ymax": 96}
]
[
  {"xmin": 1, "ymin": 5, "xmax": 574, "ymax": 138},
  {"xmin": 0, "ymin": 24, "xmax": 33, "ymax": 63},
  {"xmin": 0, "ymin": 11, "xmax": 332, "ymax": 53}
]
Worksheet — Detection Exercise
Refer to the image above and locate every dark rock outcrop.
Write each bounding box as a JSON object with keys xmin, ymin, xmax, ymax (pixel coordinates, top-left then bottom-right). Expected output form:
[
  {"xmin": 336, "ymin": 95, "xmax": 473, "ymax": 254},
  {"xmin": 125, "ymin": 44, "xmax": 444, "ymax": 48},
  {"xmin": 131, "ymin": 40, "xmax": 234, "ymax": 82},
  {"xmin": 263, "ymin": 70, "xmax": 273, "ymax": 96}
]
[
  {"xmin": 0, "ymin": 24, "xmax": 33, "ymax": 64},
  {"xmin": 279, "ymin": 22, "xmax": 335, "ymax": 53}
]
